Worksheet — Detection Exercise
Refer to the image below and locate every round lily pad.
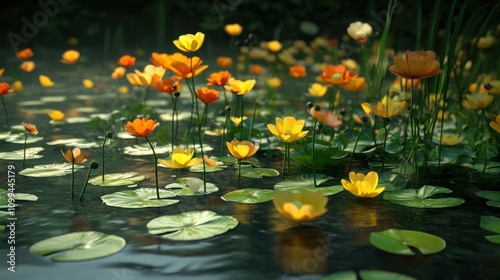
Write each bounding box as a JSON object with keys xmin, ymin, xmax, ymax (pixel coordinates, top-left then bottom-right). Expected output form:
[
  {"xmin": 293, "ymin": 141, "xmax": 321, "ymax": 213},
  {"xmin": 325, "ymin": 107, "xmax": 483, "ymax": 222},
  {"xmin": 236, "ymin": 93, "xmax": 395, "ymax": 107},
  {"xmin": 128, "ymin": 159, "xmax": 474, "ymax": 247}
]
[
  {"xmin": 359, "ymin": 270, "xmax": 417, "ymax": 280},
  {"xmin": 222, "ymin": 188, "xmax": 275, "ymax": 203},
  {"xmin": 0, "ymin": 147, "xmax": 44, "ymax": 160},
  {"xmin": 383, "ymin": 185, "xmax": 464, "ymax": 208},
  {"xmin": 322, "ymin": 271, "xmax": 357, "ymax": 280},
  {"xmin": 238, "ymin": 166, "xmax": 280, "ymax": 178},
  {"xmin": 19, "ymin": 163, "xmax": 85, "ymax": 177},
  {"xmin": 274, "ymin": 174, "xmax": 333, "ymax": 192},
  {"xmin": 0, "ymin": 189, "xmax": 38, "ymax": 207},
  {"xmin": 189, "ymin": 160, "xmax": 227, "ymax": 172},
  {"xmin": 101, "ymin": 188, "xmax": 178, "ymax": 208},
  {"xmin": 88, "ymin": 172, "xmax": 145, "ymax": 186},
  {"xmin": 165, "ymin": 177, "xmax": 219, "ymax": 195},
  {"xmin": 4, "ymin": 133, "xmax": 43, "ymax": 144},
  {"xmin": 46, "ymin": 138, "xmax": 103, "ymax": 148},
  {"xmin": 29, "ymin": 231, "xmax": 125, "ymax": 261},
  {"xmin": 476, "ymin": 190, "xmax": 500, "ymax": 208},
  {"xmin": 370, "ymin": 229, "xmax": 446, "ymax": 255},
  {"xmin": 123, "ymin": 143, "xmax": 171, "ymax": 156},
  {"xmin": 147, "ymin": 210, "xmax": 238, "ymax": 241}
]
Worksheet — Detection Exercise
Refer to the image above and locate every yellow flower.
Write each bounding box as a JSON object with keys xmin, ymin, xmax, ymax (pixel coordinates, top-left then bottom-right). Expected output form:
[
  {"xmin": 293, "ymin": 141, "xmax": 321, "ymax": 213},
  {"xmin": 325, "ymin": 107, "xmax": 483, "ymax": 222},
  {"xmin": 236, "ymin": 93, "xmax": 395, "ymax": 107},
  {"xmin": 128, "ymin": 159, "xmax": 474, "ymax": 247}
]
[
  {"xmin": 173, "ymin": 32, "xmax": 205, "ymax": 52},
  {"xmin": 340, "ymin": 171, "xmax": 385, "ymax": 198},
  {"xmin": 361, "ymin": 96, "xmax": 408, "ymax": 119},
  {"xmin": 226, "ymin": 140, "xmax": 259, "ymax": 160},
  {"xmin": 490, "ymin": 115, "xmax": 500, "ymax": 134},
  {"xmin": 111, "ymin": 67, "xmax": 126, "ymax": 79},
  {"xmin": 39, "ymin": 75, "xmax": 55, "ymax": 87},
  {"xmin": 308, "ymin": 83, "xmax": 328, "ymax": 98},
  {"xmin": 267, "ymin": 77, "xmax": 281, "ymax": 89},
  {"xmin": 273, "ymin": 189, "xmax": 327, "ymax": 222},
  {"xmin": 20, "ymin": 61, "xmax": 35, "ymax": 72},
  {"xmin": 12, "ymin": 81, "xmax": 23, "ymax": 92},
  {"xmin": 267, "ymin": 116, "xmax": 309, "ymax": 143},
  {"xmin": 82, "ymin": 79, "xmax": 94, "ymax": 89},
  {"xmin": 224, "ymin": 78, "xmax": 256, "ymax": 95},
  {"xmin": 341, "ymin": 59, "xmax": 358, "ymax": 71},
  {"xmin": 60, "ymin": 50, "xmax": 80, "ymax": 64},
  {"xmin": 344, "ymin": 77, "xmax": 367, "ymax": 92},
  {"xmin": 158, "ymin": 147, "xmax": 202, "ymax": 169},
  {"xmin": 118, "ymin": 86, "xmax": 129, "ymax": 94},
  {"xmin": 486, "ymin": 80, "xmax": 500, "ymax": 94},
  {"xmin": 48, "ymin": 110, "xmax": 65, "ymax": 121},
  {"xmin": 126, "ymin": 65, "xmax": 166, "ymax": 87},
  {"xmin": 461, "ymin": 92, "xmax": 493, "ymax": 110},
  {"xmin": 440, "ymin": 134, "xmax": 464, "ymax": 146},
  {"xmin": 230, "ymin": 116, "xmax": 247, "ymax": 126},
  {"xmin": 224, "ymin": 23, "xmax": 243, "ymax": 36},
  {"xmin": 476, "ymin": 35, "xmax": 496, "ymax": 49},
  {"xmin": 267, "ymin": 40, "xmax": 282, "ymax": 53}
]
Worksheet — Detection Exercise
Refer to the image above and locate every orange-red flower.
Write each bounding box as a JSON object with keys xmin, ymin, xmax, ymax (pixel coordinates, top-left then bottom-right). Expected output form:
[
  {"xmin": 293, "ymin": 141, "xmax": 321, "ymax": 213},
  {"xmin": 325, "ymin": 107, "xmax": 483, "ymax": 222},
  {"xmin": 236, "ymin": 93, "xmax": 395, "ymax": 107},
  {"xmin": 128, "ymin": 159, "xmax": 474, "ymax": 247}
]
[
  {"xmin": 207, "ymin": 71, "xmax": 231, "ymax": 86},
  {"xmin": 251, "ymin": 64, "xmax": 263, "ymax": 75},
  {"xmin": 61, "ymin": 148, "xmax": 89, "ymax": 164},
  {"xmin": 309, "ymin": 107, "xmax": 343, "ymax": 130},
  {"xmin": 124, "ymin": 117, "xmax": 159, "ymax": 138},
  {"xmin": 388, "ymin": 50, "xmax": 443, "ymax": 80},
  {"xmin": 289, "ymin": 65, "xmax": 307, "ymax": 78},
  {"xmin": 118, "ymin": 55, "xmax": 136, "ymax": 67},
  {"xmin": 150, "ymin": 52, "xmax": 188, "ymax": 69},
  {"xmin": 196, "ymin": 87, "xmax": 220, "ymax": 104},
  {"xmin": 0, "ymin": 82, "xmax": 13, "ymax": 95},
  {"xmin": 22, "ymin": 122, "xmax": 38, "ymax": 135},
  {"xmin": 320, "ymin": 64, "xmax": 356, "ymax": 86},
  {"xmin": 344, "ymin": 77, "xmax": 367, "ymax": 92},
  {"xmin": 216, "ymin": 56, "xmax": 233, "ymax": 68},
  {"xmin": 16, "ymin": 48, "xmax": 34, "ymax": 60},
  {"xmin": 154, "ymin": 77, "xmax": 182, "ymax": 94},
  {"xmin": 60, "ymin": 50, "xmax": 80, "ymax": 64},
  {"xmin": 168, "ymin": 56, "xmax": 208, "ymax": 79}
]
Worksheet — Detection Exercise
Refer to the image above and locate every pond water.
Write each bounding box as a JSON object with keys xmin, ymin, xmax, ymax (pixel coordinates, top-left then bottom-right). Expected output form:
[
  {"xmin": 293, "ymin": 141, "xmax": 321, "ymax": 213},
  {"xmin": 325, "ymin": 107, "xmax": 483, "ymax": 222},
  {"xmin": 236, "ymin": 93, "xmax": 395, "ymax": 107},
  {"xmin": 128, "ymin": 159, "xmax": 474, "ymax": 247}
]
[{"xmin": 1, "ymin": 49, "xmax": 500, "ymax": 280}]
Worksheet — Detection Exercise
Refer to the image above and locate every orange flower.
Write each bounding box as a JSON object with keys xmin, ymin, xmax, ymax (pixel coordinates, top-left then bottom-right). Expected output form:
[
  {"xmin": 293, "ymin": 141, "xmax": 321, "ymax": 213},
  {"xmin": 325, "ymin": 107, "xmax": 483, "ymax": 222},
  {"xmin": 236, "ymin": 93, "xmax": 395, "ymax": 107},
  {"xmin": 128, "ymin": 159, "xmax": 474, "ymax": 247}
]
[
  {"xmin": 224, "ymin": 23, "xmax": 243, "ymax": 36},
  {"xmin": 118, "ymin": 55, "xmax": 136, "ymax": 67},
  {"xmin": 289, "ymin": 65, "xmax": 306, "ymax": 78},
  {"xmin": 196, "ymin": 87, "xmax": 220, "ymax": 104},
  {"xmin": 150, "ymin": 52, "xmax": 169, "ymax": 67},
  {"xmin": 124, "ymin": 117, "xmax": 159, "ymax": 138},
  {"xmin": 20, "ymin": 61, "xmax": 36, "ymax": 72},
  {"xmin": 0, "ymin": 68, "xmax": 4, "ymax": 77},
  {"xmin": 111, "ymin": 67, "xmax": 126, "ymax": 79},
  {"xmin": 39, "ymin": 75, "xmax": 55, "ymax": 87},
  {"xmin": 61, "ymin": 148, "xmax": 89, "ymax": 164},
  {"xmin": 16, "ymin": 48, "xmax": 34, "ymax": 60},
  {"xmin": 267, "ymin": 40, "xmax": 282, "ymax": 53},
  {"xmin": 0, "ymin": 82, "xmax": 13, "ymax": 95},
  {"xmin": 168, "ymin": 56, "xmax": 208, "ymax": 79},
  {"xmin": 344, "ymin": 77, "xmax": 367, "ymax": 92},
  {"xmin": 251, "ymin": 64, "xmax": 263, "ymax": 75},
  {"xmin": 388, "ymin": 50, "xmax": 443, "ymax": 80},
  {"xmin": 226, "ymin": 140, "xmax": 259, "ymax": 159},
  {"xmin": 22, "ymin": 122, "xmax": 38, "ymax": 135},
  {"xmin": 60, "ymin": 50, "xmax": 80, "ymax": 64},
  {"xmin": 320, "ymin": 64, "xmax": 356, "ymax": 86},
  {"xmin": 217, "ymin": 56, "xmax": 233, "ymax": 68},
  {"xmin": 309, "ymin": 107, "xmax": 343, "ymax": 130},
  {"xmin": 154, "ymin": 77, "xmax": 182, "ymax": 94},
  {"xmin": 207, "ymin": 71, "xmax": 231, "ymax": 86}
]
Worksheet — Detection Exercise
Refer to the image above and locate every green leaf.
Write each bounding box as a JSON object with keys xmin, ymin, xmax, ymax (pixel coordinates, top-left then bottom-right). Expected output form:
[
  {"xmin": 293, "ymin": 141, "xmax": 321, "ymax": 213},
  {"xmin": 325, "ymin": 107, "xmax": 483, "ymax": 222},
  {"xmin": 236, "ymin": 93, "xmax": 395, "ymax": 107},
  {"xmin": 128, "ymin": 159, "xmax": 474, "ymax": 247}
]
[
  {"xmin": 219, "ymin": 156, "xmax": 261, "ymax": 167},
  {"xmin": 318, "ymin": 185, "xmax": 344, "ymax": 196},
  {"xmin": 370, "ymin": 229, "xmax": 446, "ymax": 255},
  {"xmin": 189, "ymin": 160, "xmax": 227, "ymax": 172},
  {"xmin": 165, "ymin": 177, "xmax": 219, "ymax": 196},
  {"xmin": 0, "ymin": 147, "xmax": 44, "ymax": 160},
  {"xmin": 19, "ymin": 163, "xmax": 85, "ymax": 177},
  {"xmin": 383, "ymin": 185, "xmax": 464, "ymax": 208},
  {"xmin": 238, "ymin": 166, "xmax": 280, "ymax": 178},
  {"xmin": 4, "ymin": 133, "xmax": 43, "ymax": 144},
  {"xmin": 0, "ymin": 131, "xmax": 11, "ymax": 140},
  {"xmin": 321, "ymin": 271, "xmax": 357, "ymax": 280},
  {"xmin": 487, "ymin": 201, "xmax": 500, "ymax": 208},
  {"xmin": 88, "ymin": 172, "xmax": 145, "ymax": 186},
  {"xmin": 0, "ymin": 189, "xmax": 38, "ymax": 202},
  {"xmin": 378, "ymin": 172, "xmax": 409, "ymax": 191},
  {"xmin": 476, "ymin": 190, "xmax": 500, "ymax": 202},
  {"xmin": 359, "ymin": 270, "xmax": 417, "ymax": 280},
  {"xmin": 147, "ymin": 211, "xmax": 238, "ymax": 241},
  {"xmin": 0, "ymin": 211, "xmax": 8, "ymax": 218},
  {"xmin": 29, "ymin": 231, "xmax": 125, "ymax": 261},
  {"xmin": 101, "ymin": 188, "xmax": 178, "ymax": 208},
  {"xmin": 46, "ymin": 138, "xmax": 101, "ymax": 148},
  {"xmin": 480, "ymin": 216, "xmax": 500, "ymax": 234},
  {"xmin": 222, "ymin": 188, "xmax": 274, "ymax": 203},
  {"xmin": 123, "ymin": 143, "xmax": 171, "ymax": 156},
  {"xmin": 485, "ymin": 235, "xmax": 500, "ymax": 244},
  {"xmin": 0, "ymin": 225, "xmax": 4, "ymax": 233},
  {"xmin": 65, "ymin": 117, "xmax": 91, "ymax": 124},
  {"xmin": 274, "ymin": 174, "xmax": 333, "ymax": 192}
]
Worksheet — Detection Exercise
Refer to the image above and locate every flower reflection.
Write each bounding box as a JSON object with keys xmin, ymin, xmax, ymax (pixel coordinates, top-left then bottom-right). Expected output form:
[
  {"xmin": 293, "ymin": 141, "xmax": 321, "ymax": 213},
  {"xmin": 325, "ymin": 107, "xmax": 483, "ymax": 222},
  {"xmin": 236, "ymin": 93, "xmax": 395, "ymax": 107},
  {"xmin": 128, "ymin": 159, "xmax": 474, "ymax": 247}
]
[{"xmin": 274, "ymin": 225, "xmax": 328, "ymax": 274}]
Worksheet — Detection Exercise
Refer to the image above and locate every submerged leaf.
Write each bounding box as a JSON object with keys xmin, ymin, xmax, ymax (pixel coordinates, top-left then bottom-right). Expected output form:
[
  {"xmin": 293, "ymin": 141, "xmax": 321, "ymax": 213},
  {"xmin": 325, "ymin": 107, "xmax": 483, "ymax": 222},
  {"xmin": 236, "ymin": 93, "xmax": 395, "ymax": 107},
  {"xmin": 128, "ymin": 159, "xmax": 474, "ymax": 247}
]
[{"xmin": 370, "ymin": 229, "xmax": 446, "ymax": 255}]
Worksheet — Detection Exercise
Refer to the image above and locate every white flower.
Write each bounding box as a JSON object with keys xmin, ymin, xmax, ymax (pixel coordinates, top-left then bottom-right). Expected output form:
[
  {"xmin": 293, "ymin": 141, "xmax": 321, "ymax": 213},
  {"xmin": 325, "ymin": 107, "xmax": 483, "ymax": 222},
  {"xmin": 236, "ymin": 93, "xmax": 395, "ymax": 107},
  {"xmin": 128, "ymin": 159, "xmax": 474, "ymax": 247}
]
[{"xmin": 347, "ymin": 21, "xmax": 373, "ymax": 41}]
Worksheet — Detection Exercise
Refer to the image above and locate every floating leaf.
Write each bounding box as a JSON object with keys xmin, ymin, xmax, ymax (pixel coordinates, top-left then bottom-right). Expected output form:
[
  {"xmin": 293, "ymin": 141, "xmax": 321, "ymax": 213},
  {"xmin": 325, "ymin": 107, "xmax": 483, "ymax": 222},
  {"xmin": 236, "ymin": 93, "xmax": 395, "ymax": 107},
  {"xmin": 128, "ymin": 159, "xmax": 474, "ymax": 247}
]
[
  {"xmin": 383, "ymin": 185, "xmax": 464, "ymax": 208},
  {"xmin": 0, "ymin": 147, "xmax": 44, "ymax": 160},
  {"xmin": 321, "ymin": 271, "xmax": 357, "ymax": 280},
  {"xmin": 19, "ymin": 163, "xmax": 85, "ymax": 177},
  {"xmin": 0, "ymin": 189, "xmax": 38, "ymax": 207},
  {"xmin": 123, "ymin": 143, "xmax": 171, "ymax": 155},
  {"xmin": 238, "ymin": 166, "xmax": 280, "ymax": 178},
  {"xmin": 40, "ymin": 96, "xmax": 66, "ymax": 102},
  {"xmin": 218, "ymin": 156, "xmax": 261, "ymax": 167},
  {"xmin": 480, "ymin": 216, "xmax": 500, "ymax": 234},
  {"xmin": 29, "ymin": 231, "xmax": 125, "ymax": 261},
  {"xmin": 46, "ymin": 138, "xmax": 102, "ymax": 148},
  {"xmin": 101, "ymin": 188, "xmax": 178, "ymax": 208},
  {"xmin": 370, "ymin": 229, "xmax": 446, "ymax": 255},
  {"xmin": 65, "ymin": 117, "xmax": 91, "ymax": 124},
  {"xmin": 116, "ymin": 131, "xmax": 136, "ymax": 139},
  {"xmin": 0, "ymin": 225, "xmax": 4, "ymax": 233},
  {"xmin": 4, "ymin": 133, "xmax": 43, "ymax": 144},
  {"xmin": 487, "ymin": 201, "xmax": 500, "ymax": 208},
  {"xmin": 359, "ymin": 270, "xmax": 417, "ymax": 280},
  {"xmin": 222, "ymin": 188, "xmax": 274, "ymax": 203},
  {"xmin": 88, "ymin": 172, "xmax": 145, "ymax": 186},
  {"xmin": 0, "ymin": 211, "xmax": 8, "ymax": 218},
  {"xmin": 378, "ymin": 172, "xmax": 409, "ymax": 191},
  {"xmin": 189, "ymin": 160, "xmax": 227, "ymax": 172},
  {"xmin": 147, "ymin": 211, "xmax": 238, "ymax": 241},
  {"xmin": 165, "ymin": 177, "xmax": 219, "ymax": 196},
  {"xmin": 318, "ymin": 185, "xmax": 344, "ymax": 196},
  {"xmin": 485, "ymin": 235, "xmax": 500, "ymax": 244},
  {"xmin": 476, "ymin": 190, "xmax": 500, "ymax": 207},
  {"xmin": 274, "ymin": 174, "xmax": 333, "ymax": 192}
]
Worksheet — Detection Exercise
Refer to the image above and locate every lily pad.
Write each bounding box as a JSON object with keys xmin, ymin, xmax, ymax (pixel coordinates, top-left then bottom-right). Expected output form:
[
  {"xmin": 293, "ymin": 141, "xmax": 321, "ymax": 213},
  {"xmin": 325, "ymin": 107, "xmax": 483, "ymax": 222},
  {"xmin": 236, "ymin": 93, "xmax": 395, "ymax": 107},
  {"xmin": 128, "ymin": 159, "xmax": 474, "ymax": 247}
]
[
  {"xmin": 165, "ymin": 177, "xmax": 219, "ymax": 196},
  {"xmin": 322, "ymin": 270, "xmax": 416, "ymax": 280},
  {"xmin": 383, "ymin": 185, "xmax": 464, "ymax": 208},
  {"xmin": 487, "ymin": 201, "xmax": 500, "ymax": 208},
  {"xmin": 0, "ymin": 189, "xmax": 38, "ymax": 207},
  {"xmin": 189, "ymin": 160, "xmax": 227, "ymax": 172},
  {"xmin": 480, "ymin": 216, "xmax": 500, "ymax": 244},
  {"xmin": 29, "ymin": 231, "xmax": 125, "ymax": 261},
  {"xmin": 378, "ymin": 172, "xmax": 409, "ymax": 191},
  {"xmin": 116, "ymin": 131, "xmax": 137, "ymax": 139},
  {"xmin": 222, "ymin": 188, "xmax": 275, "ymax": 203},
  {"xmin": 46, "ymin": 138, "xmax": 102, "ymax": 148},
  {"xmin": 0, "ymin": 211, "xmax": 8, "ymax": 218},
  {"xmin": 370, "ymin": 229, "xmax": 446, "ymax": 255},
  {"xmin": 219, "ymin": 156, "xmax": 261, "ymax": 167},
  {"xmin": 147, "ymin": 210, "xmax": 238, "ymax": 241},
  {"xmin": 274, "ymin": 174, "xmax": 333, "ymax": 192},
  {"xmin": 65, "ymin": 117, "xmax": 91, "ymax": 124},
  {"xmin": 4, "ymin": 133, "xmax": 44, "ymax": 144},
  {"xmin": 322, "ymin": 271, "xmax": 357, "ymax": 280},
  {"xmin": 101, "ymin": 188, "xmax": 178, "ymax": 208},
  {"xmin": 0, "ymin": 147, "xmax": 44, "ymax": 160},
  {"xmin": 88, "ymin": 172, "xmax": 145, "ymax": 186},
  {"xmin": 0, "ymin": 131, "xmax": 11, "ymax": 140},
  {"xmin": 0, "ymin": 225, "xmax": 4, "ymax": 233},
  {"xmin": 19, "ymin": 163, "xmax": 85, "ymax": 177},
  {"xmin": 476, "ymin": 191, "xmax": 500, "ymax": 207},
  {"xmin": 123, "ymin": 143, "xmax": 171, "ymax": 156},
  {"xmin": 238, "ymin": 165, "xmax": 280, "ymax": 178}
]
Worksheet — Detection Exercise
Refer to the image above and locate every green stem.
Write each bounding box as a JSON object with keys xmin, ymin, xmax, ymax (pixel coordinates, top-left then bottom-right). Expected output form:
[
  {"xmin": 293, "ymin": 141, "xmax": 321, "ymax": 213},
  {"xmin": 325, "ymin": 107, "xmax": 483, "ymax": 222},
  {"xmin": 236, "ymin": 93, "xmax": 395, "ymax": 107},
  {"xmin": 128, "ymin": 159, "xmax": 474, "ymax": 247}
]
[
  {"xmin": 1, "ymin": 95, "xmax": 9, "ymax": 128},
  {"xmin": 143, "ymin": 87, "xmax": 151, "ymax": 108},
  {"xmin": 381, "ymin": 118, "xmax": 389, "ymax": 173},
  {"xmin": 79, "ymin": 165, "xmax": 93, "ymax": 200},
  {"xmin": 238, "ymin": 159, "xmax": 242, "ymax": 186},
  {"xmin": 22, "ymin": 134, "xmax": 28, "ymax": 167},
  {"xmin": 145, "ymin": 136, "xmax": 160, "ymax": 199},
  {"xmin": 248, "ymin": 100, "xmax": 257, "ymax": 139},
  {"xmin": 238, "ymin": 95, "xmax": 244, "ymax": 141},
  {"xmin": 282, "ymin": 142, "xmax": 287, "ymax": 175},
  {"xmin": 71, "ymin": 159, "xmax": 75, "ymax": 199},
  {"xmin": 287, "ymin": 142, "xmax": 291, "ymax": 175},
  {"xmin": 349, "ymin": 123, "xmax": 364, "ymax": 171},
  {"xmin": 101, "ymin": 135, "xmax": 107, "ymax": 183},
  {"xmin": 171, "ymin": 94, "xmax": 176, "ymax": 152},
  {"xmin": 312, "ymin": 119, "xmax": 318, "ymax": 187},
  {"xmin": 222, "ymin": 112, "xmax": 229, "ymax": 156}
]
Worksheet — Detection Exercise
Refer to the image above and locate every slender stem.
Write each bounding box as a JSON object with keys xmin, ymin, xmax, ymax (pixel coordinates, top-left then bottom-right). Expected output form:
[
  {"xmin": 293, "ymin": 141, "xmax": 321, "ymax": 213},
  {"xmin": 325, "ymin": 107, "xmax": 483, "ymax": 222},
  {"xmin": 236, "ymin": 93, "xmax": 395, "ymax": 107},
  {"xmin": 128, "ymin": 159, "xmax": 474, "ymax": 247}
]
[
  {"xmin": 143, "ymin": 87, "xmax": 151, "ymax": 108},
  {"xmin": 349, "ymin": 123, "xmax": 364, "ymax": 171},
  {"xmin": 145, "ymin": 136, "xmax": 160, "ymax": 199},
  {"xmin": 71, "ymin": 159, "xmax": 75, "ymax": 199},
  {"xmin": 249, "ymin": 100, "xmax": 257, "ymax": 140},
  {"xmin": 101, "ymin": 135, "xmax": 107, "ymax": 183},
  {"xmin": 381, "ymin": 118, "xmax": 389, "ymax": 172},
  {"xmin": 312, "ymin": 119, "xmax": 318, "ymax": 187},
  {"xmin": 79, "ymin": 165, "xmax": 93, "ymax": 200},
  {"xmin": 238, "ymin": 159, "xmax": 242, "ymax": 186},
  {"xmin": 222, "ymin": 112, "xmax": 229, "ymax": 156},
  {"xmin": 222, "ymin": 87, "xmax": 229, "ymax": 107},
  {"xmin": 22, "ymin": 134, "xmax": 28, "ymax": 167},
  {"xmin": 410, "ymin": 78, "xmax": 419, "ymax": 182},
  {"xmin": 1, "ymin": 95, "xmax": 9, "ymax": 128},
  {"xmin": 238, "ymin": 95, "xmax": 244, "ymax": 141},
  {"xmin": 282, "ymin": 142, "xmax": 286, "ymax": 175},
  {"xmin": 171, "ymin": 94, "xmax": 178, "ymax": 152},
  {"xmin": 287, "ymin": 142, "xmax": 291, "ymax": 175}
]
